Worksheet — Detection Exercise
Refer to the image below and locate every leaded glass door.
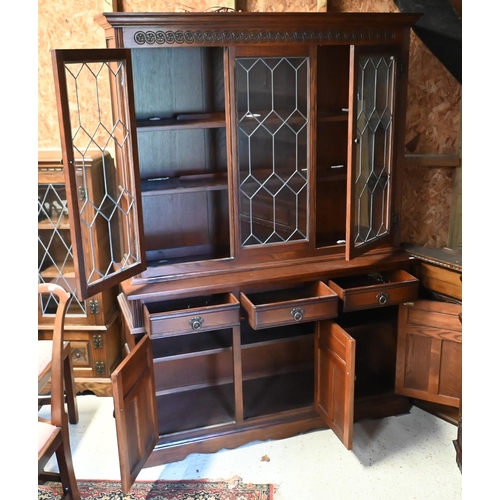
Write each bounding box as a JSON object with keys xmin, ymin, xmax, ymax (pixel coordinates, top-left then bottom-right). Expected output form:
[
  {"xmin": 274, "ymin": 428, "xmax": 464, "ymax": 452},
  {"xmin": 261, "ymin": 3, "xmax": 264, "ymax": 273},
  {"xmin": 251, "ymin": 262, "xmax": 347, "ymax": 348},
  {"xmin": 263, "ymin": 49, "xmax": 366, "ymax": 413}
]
[
  {"xmin": 346, "ymin": 46, "xmax": 399, "ymax": 260},
  {"xmin": 232, "ymin": 46, "xmax": 311, "ymax": 254},
  {"xmin": 52, "ymin": 49, "xmax": 146, "ymax": 300}
]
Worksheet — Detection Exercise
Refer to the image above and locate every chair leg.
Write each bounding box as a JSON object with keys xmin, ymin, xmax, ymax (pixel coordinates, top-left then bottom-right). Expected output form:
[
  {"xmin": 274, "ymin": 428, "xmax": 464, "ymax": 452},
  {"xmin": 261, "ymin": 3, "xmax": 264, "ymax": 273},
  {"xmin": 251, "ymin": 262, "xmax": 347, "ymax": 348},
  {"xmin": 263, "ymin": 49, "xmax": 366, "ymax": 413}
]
[
  {"xmin": 55, "ymin": 431, "xmax": 81, "ymax": 500},
  {"xmin": 63, "ymin": 353, "xmax": 79, "ymax": 424}
]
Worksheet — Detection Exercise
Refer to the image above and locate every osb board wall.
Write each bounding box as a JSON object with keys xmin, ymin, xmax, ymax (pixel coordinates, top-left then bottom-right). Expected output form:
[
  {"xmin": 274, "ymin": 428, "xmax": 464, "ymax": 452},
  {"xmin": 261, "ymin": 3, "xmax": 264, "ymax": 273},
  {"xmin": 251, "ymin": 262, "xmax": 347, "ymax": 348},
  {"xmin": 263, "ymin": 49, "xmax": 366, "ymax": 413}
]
[
  {"xmin": 403, "ymin": 34, "xmax": 461, "ymax": 247},
  {"xmin": 39, "ymin": 0, "xmax": 106, "ymax": 149},
  {"xmin": 38, "ymin": 0, "xmax": 461, "ymax": 247},
  {"xmin": 120, "ymin": 1, "xmax": 326, "ymax": 11}
]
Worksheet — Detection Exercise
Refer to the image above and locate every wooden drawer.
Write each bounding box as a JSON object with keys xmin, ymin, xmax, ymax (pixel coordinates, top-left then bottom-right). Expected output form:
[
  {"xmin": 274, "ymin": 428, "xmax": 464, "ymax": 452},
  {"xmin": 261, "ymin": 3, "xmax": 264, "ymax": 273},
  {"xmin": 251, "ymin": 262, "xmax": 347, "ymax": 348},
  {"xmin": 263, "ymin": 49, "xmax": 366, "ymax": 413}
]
[
  {"xmin": 144, "ymin": 293, "xmax": 240, "ymax": 338},
  {"xmin": 417, "ymin": 262, "xmax": 462, "ymax": 300},
  {"xmin": 240, "ymin": 281, "xmax": 338, "ymax": 330},
  {"xmin": 328, "ymin": 270, "xmax": 419, "ymax": 312}
]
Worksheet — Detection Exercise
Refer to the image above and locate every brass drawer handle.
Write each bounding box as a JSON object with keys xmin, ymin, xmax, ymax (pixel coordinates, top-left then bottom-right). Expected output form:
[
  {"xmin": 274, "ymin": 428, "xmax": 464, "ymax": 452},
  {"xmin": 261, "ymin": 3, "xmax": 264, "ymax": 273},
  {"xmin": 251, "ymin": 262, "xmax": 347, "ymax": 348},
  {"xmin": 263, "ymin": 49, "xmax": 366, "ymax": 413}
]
[
  {"xmin": 376, "ymin": 292, "xmax": 389, "ymax": 305},
  {"xmin": 291, "ymin": 308, "xmax": 304, "ymax": 322},
  {"xmin": 189, "ymin": 316, "xmax": 204, "ymax": 331}
]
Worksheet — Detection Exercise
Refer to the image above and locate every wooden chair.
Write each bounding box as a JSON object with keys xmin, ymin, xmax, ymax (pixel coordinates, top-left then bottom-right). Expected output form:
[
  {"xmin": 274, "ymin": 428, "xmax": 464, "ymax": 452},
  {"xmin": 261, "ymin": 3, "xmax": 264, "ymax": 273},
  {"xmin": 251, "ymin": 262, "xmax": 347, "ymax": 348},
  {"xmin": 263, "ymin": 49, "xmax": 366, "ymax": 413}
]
[
  {"xmin": 38, "ymin": 339, "xmax": 79, "ymax": 424},
  {"xmin": 38, "ymin": 283, "xmax": 81, "ymax": 500}
]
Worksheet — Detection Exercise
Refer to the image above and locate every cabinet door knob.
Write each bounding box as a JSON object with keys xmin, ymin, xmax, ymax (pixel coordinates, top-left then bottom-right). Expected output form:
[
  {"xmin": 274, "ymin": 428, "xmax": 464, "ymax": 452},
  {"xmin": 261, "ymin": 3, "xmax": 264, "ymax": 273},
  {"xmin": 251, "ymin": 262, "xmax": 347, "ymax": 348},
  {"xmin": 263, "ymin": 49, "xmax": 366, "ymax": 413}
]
[
  {"xmin": 376, "ymin": 292, "xmax": 389, "ymax": 305},
  {"xmin": 189, "ymin": 316, "xmax": 204, "ymax": 331},
  {"xmin": 291, "ymin": 308, "xmax": 304, "ymax": 322}
]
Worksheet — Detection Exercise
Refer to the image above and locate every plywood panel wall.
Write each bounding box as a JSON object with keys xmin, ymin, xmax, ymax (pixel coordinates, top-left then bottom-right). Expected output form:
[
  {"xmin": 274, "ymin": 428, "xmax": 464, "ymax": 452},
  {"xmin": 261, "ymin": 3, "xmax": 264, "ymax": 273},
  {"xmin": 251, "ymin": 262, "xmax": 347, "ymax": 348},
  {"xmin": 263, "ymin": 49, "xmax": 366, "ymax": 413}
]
[{"xmin": 38, "ymin": 0, "xmax": 461, "ymax": 247}]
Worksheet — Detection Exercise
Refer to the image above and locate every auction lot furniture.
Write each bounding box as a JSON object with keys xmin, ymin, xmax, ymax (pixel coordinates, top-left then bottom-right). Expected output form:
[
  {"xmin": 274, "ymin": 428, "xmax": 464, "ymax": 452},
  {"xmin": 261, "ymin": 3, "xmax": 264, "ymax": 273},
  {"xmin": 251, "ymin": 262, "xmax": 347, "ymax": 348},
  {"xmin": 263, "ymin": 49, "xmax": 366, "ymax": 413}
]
[{"xmin": 51, "ymin": 11, "xmax": 428, "ymax": 492}]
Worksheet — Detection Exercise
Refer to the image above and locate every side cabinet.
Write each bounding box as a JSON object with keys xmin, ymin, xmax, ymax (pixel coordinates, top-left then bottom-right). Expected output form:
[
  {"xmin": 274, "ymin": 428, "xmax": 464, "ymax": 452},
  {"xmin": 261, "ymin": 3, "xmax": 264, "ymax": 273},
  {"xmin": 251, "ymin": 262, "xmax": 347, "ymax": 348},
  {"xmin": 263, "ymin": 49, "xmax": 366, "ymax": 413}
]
[
  {"xmin": 395, "ymin": 300, "xmax": 462, "ymax": 409},
  {"xmin": 38, "ymin": 150, "xmax": 123, "ymax": 395}
]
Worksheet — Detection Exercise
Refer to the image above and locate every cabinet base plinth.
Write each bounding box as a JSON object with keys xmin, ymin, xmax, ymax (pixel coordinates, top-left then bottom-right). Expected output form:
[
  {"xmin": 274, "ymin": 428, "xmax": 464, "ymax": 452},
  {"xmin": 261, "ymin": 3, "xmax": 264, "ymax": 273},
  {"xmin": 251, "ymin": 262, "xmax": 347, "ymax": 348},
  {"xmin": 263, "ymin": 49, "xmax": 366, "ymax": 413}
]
[{"xmin": 146, "ymin": 412, "xmax": 326, "ymax": 468}]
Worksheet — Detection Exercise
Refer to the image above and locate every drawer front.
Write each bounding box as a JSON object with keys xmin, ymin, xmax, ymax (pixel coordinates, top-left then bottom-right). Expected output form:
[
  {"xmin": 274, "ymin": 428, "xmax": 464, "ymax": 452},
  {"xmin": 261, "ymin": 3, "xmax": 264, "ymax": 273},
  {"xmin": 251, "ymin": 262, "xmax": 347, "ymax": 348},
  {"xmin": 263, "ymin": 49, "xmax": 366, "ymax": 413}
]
[
  {"xmin": 328, "ymin": 270, "xmax": 419, "ymax": 312},
  {"xmin": 241, "ymin": 281, "xmax": 338, "ymax": 330},
  {"xmin": 144, "ymin": 293, "xmax": 240, "ymax": 337}
]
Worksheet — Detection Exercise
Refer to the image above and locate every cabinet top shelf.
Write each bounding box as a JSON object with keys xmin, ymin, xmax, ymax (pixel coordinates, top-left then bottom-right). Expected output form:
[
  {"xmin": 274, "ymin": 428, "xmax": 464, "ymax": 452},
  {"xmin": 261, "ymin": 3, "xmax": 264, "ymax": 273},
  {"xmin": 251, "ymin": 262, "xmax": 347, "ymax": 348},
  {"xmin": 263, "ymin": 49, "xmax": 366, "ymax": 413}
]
[{"xmin": 96, "ymin": 12, "xmax": 422, "ymax": 28}]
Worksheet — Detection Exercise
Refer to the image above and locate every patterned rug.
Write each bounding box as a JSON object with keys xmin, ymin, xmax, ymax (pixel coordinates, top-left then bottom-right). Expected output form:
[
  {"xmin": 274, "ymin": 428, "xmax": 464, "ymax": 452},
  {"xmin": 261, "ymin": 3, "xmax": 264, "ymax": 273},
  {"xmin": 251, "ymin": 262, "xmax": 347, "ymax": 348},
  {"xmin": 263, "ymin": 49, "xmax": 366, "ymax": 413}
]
[{"xmin": 38, "ymin": 479, "xmax": 274, "ymax": 499}]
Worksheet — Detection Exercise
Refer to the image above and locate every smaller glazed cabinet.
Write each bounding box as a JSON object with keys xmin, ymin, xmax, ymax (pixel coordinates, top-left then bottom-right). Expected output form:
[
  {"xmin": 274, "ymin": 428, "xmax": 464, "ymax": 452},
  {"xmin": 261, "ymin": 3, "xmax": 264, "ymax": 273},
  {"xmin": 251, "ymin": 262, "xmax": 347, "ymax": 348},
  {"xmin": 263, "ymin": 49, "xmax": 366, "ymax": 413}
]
[
  {"xmin": 38, "ymin": 150, "xmax": 123, "ymax": 394},
  {"xmin": 49, "ymin": 11, "xmax": 460, "ymax": 492}
]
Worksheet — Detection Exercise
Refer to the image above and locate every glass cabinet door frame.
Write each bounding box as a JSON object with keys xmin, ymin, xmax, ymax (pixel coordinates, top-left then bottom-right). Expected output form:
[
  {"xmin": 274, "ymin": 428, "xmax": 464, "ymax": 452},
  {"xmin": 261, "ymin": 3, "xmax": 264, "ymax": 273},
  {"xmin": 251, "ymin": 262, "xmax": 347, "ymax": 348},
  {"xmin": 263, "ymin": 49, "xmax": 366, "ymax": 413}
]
[
  {"xmin": 346, "ymin": 44, "xmax": 405, "ymax": 260},
  {"xmin": 52, "ymin": 48, "xmax": 147, "ymax": 301},
  {"xmin": 228, "ymin": 44, "xmax": 316, "ymax": 260}
]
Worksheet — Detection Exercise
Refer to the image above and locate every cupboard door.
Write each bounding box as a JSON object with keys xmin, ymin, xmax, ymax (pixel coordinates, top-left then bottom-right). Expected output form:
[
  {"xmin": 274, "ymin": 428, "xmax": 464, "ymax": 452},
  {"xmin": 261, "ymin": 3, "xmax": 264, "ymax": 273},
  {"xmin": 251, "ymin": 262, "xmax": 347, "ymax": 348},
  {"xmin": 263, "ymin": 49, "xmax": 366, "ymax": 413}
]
[
  {"xmin": 52, "ymin": 49, "xmax": 146, "ymax": 300},
  {"xmin": 395, "ymin": 300, "xmax": 462, "ymax": 407},
  {"xmin": 231, "ymin": 45, "xmax": 312, "ymax": 255},
  {"xmin": 346, "ymin": 46, "xmax": 400, "ymax": 260},
  {"xmin": 111, "ymin": 334, "xmax": 158, "ymax": 493},
  {"xmin": 315, "ymin": 320, "xmax": 355, "ymax": 449}
]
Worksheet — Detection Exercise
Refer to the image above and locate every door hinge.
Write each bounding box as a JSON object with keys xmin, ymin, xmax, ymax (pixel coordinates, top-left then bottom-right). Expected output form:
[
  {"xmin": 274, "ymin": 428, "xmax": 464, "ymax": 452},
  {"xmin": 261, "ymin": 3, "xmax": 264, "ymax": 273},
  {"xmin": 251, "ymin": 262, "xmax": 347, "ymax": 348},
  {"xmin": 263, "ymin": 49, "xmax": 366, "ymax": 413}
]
[
  {"xmin": 95, "ymin": 361, "xmax": 105, "ymax": 376},
  {"xmin": 93, "ymin": 334, "xmax": 103, "ymax": 349},
  {"xmin": 89, "ymin": 299, "xmax": 99, "ymax": 314},
  {"xmin": 78, "ymin": 186, "xmax": 88, "ymax": 201},
  {"xmin": 392, "ymin": 213, "xmax": 399, "ymax": 227}
]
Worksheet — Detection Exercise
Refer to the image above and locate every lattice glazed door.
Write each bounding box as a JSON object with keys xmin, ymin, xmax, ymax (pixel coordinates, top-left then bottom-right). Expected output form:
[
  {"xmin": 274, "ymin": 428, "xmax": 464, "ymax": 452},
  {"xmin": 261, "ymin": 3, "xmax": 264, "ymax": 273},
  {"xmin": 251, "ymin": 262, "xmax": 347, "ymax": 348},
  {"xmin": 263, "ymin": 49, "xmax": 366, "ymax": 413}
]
[
  {"xmin": 52, "ymin": 49, "xmax": 146, "ymax": 300},
  {"xmin": 346, "ymin": 45, "xmax": 399, "ymax": 260},
  {"xmin": 233, "ymin": 46, "xmax": 311, "ymax": 253}
]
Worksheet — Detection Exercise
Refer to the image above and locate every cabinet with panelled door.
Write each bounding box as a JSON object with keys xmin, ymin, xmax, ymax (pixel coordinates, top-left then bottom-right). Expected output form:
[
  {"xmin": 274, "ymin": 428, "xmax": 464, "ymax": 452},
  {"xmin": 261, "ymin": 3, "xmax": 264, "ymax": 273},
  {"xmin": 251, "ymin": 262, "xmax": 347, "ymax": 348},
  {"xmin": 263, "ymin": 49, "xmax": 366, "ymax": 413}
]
[
  {"xmin": 51, "ymin": 11, "xmax": 427, "ymax": 491},
  {"xmin": 38, "ymin": 150, "xmax": 123, "ymax": 394}
]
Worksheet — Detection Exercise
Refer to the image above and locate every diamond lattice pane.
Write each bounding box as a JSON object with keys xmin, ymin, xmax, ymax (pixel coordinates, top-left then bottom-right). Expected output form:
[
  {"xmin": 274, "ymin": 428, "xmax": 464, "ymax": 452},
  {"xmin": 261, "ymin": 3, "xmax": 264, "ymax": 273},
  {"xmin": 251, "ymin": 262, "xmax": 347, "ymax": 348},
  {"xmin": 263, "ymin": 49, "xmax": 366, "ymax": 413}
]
[
  {"xmin": 236, "ymin": 56, "xmax": 309, "ymax": 248},
  {"xmin": 354, "ymin": 54, "xmax": 395, "ymax": 245},
  {"xmin": 63, "ymin": 57, "xmax": 141, "ymax": 287}
]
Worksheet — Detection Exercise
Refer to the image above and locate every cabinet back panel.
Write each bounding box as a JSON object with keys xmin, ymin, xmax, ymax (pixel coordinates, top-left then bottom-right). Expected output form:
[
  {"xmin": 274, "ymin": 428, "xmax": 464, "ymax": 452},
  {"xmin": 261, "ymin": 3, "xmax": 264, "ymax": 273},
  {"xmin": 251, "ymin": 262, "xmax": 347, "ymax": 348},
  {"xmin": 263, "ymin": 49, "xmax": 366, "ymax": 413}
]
[
  {"xmin": 131, "ymin": 47, "xmax": 225, "ymax": 119},
  {"xmin": 152, "ymin": 328, "xmax": 233, "ymax": 357},
  {"xmin": 142, "ymin": 190, "xmax": 230, "ymax": 261},
  {"xmin": 316, "ymin": 46, "xmax": 350, "ymax": 114},
  {"xmin": 154, "ymin": 349, "xmax": 233, "ymax": 393},
  {"xmin": 241, "ymin": 335, "xmax": 314, "ymax": 380},
  {"xmin": 315, "ymin": 46, "xmax": 349, "ymax": 249},
  {"xmin": 243, "ymin": 369, "xmax": 314, "ymax": 420},
  {"xmin": 156, "ymin": 384, "xmax": 234, "ymax": 435},
  {"xmin": 137, "ymin": 128, "xmax": 227, "ymax": 180}
]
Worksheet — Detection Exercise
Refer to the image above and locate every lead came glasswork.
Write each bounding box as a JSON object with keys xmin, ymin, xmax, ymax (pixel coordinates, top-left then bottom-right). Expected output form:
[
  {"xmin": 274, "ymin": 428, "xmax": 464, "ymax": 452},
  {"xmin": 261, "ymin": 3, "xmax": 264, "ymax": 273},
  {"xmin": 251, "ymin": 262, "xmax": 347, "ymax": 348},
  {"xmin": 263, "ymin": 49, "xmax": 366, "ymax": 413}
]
[
  {"xmin": 236, "ymin": 57, "xmax": 309, "ymax": 247},
  {"xmin": 38, "ymin": 182, "xmax": 87, "ymax": 316},
  {"xmin": 354, "ymin": 54, "xmax": 395, "ymax": 246},
  {"xmin": 62, "ymin": 59, "xmax": 141, "ymax": 287}
]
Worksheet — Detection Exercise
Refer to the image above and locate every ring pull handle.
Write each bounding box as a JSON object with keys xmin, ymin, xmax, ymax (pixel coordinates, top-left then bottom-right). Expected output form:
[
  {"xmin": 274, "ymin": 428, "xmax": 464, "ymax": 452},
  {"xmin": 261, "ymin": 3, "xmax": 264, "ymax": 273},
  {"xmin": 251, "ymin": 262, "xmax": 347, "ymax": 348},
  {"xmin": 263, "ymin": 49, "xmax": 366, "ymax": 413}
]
[
  {"xmin": 291, "ymin": 308, "xmax": 304, "ymax": 322},
  {"xmin": 376, "ymin": 292, "xmax": 389, "ymax": 305},
  {"xmin": 189, "ymin": 316, "xmax": 204, "ymax": 331}
]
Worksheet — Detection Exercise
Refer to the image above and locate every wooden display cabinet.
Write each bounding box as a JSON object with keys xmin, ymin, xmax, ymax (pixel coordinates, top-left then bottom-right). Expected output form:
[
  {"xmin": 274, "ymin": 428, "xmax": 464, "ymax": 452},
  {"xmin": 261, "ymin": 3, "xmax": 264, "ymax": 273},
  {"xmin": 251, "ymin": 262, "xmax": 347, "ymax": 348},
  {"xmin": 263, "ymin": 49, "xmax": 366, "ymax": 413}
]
[
  {"xmin": 38, "ymin": 150, "xmax": 123, "ymax": 395},
  {"xmin": 50, "ymin": 11, "xmax": 427, "ymax": 492}
]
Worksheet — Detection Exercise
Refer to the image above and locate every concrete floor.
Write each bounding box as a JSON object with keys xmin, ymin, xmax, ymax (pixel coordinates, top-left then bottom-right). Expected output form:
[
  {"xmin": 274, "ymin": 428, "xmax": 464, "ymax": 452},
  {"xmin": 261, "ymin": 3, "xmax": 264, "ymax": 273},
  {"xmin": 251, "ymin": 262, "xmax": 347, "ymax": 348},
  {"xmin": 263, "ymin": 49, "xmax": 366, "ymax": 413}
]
[{"xmin": 39, "ymin": 394, "xmax": 462, "ymax": 499}]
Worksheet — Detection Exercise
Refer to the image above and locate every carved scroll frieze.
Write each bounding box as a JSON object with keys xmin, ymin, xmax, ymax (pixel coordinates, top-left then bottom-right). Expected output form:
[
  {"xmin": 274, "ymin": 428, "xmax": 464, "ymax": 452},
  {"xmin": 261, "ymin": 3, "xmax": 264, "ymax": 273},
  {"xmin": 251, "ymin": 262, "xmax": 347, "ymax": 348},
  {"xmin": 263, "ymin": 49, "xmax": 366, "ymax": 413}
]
[{"xmin": 132, "ymin": 28, "xmax": 396, "ymax": 46}]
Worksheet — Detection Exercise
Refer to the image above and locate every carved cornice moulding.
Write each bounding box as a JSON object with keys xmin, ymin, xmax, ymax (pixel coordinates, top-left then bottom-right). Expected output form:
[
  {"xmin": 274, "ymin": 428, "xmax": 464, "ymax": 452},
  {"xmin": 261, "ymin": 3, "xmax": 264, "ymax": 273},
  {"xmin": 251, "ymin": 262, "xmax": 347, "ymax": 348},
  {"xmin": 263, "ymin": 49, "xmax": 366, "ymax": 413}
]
[{"xmin": 132, "ymin": 29, "xmax": 397, "ymax": 46}]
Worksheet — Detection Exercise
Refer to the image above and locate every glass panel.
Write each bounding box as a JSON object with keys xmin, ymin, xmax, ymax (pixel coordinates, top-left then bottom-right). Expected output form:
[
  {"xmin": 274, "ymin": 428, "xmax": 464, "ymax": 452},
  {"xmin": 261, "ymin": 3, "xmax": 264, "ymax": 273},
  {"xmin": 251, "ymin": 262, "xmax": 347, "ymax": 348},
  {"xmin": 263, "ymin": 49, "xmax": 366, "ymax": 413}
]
[
  {"xmin": 38, "ymin": 181, "xmax": 87, "ymax": 317},
  {"xmin": 354, "ymin": 54, "xmax": 395, "ymax": 246},
  {"xmin": 62, "ymin": 58, "xmax": 142, "ymax": 288},
  {"xmin": 236, "ymin": 56, "xmax": 309, "ymax": 247}
]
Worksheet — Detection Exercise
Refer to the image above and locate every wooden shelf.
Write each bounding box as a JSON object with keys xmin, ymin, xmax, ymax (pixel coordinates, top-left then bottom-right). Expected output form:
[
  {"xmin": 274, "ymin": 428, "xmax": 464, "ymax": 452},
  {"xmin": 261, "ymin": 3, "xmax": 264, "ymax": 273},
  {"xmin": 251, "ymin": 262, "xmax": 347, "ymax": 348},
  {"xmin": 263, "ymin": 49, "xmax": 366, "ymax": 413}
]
[
  {"xmin": 137, "ymin": 112, "xmax": 226, "ymax": 131},
  {"xmin": 141, "ymin": 173, "xmax": 228, "ymax": 196},
  {"xmin": 39, "ymin": 264, "xmax": 75, "ymax": 279},
  {"xmin": 404, "ymin": 154, "xmax": 460, "ymax": 168},
  {"xmin": 38, "ymin": 217, "xmax": 71, "ymax": 230},
  {"xmin": 317, "ymin": 111, "xmax": 349, "ymax": 123}
]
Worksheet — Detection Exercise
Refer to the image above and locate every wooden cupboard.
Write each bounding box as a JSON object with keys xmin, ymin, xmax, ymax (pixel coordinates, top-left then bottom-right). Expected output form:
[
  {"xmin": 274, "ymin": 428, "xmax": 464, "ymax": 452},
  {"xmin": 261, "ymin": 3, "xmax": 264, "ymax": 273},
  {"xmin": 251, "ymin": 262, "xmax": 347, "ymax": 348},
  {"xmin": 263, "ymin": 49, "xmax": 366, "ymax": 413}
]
[
  {"xmin": 38, "ymin": 150, "xmax": 123, "ymax": 395},
  {"xmin": 49, "ymin": 11, "xmax": 438, "ymax": 492}
]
